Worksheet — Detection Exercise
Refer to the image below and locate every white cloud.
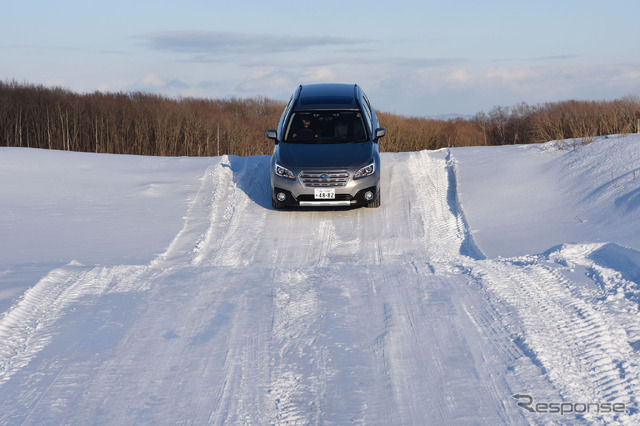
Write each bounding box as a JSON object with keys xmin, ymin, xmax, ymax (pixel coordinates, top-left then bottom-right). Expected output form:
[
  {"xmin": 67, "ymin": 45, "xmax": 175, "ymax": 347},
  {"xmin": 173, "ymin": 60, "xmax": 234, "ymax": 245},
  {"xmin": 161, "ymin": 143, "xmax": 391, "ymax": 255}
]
[
  {"xmin": 235, "ymin": 66, "xmax": 338, "ymax": 95},
  {"xmin": 97, "ymin": 80, "xmax": 132, "ymax": 93},
  {"xmin": 248, "ymin": 69, "xmax": 276, "ymax": 80},
  {"xmin": 141, "ymin": 73, "xmax": 165, "ymax": 87},
  {"xmin": 447, "ymin": 68, "xmax": 472, "ymax": 87},
  {"xmin": 604, "ymin": 64, "xmax": 640, "ymax": 87},
  {"xmin": 300, "ymin": 66, "xmax": 336, "ymax": 83},
  {"xmin": 485, "ymin": 67, "xmax": 538, "ymax": 83},
  {"xmin": 236, "ymin": 69, "xmax": 294, "ymax": 93}
]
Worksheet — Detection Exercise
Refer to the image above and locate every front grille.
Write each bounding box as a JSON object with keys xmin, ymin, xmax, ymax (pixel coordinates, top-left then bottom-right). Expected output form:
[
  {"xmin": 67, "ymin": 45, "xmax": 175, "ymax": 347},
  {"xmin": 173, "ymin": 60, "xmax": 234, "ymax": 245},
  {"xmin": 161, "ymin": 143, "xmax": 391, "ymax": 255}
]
[{"xmin": 299, "ymin": 171, "xmax": 349, "ymax": 187}]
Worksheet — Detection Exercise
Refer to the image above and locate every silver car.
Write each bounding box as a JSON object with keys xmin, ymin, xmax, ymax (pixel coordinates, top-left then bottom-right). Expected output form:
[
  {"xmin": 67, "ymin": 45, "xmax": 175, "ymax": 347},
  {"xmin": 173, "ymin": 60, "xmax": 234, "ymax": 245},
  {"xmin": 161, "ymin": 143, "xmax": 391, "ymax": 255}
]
[{"xmin": 266, "ymin": 83, "xmax": 386, "ymax": 209}]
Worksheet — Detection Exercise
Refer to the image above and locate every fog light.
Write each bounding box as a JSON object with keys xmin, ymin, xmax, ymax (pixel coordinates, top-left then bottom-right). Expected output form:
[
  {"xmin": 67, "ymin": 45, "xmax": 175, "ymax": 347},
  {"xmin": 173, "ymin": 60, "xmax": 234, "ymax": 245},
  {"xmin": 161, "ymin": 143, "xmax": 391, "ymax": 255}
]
[
  {"xmin": 364, "ymin": 191, "xmax": 374, "ymax": 201},
  {"xmin": 277, "ymin": 192, "xmax": 286, "ymax": 202}
]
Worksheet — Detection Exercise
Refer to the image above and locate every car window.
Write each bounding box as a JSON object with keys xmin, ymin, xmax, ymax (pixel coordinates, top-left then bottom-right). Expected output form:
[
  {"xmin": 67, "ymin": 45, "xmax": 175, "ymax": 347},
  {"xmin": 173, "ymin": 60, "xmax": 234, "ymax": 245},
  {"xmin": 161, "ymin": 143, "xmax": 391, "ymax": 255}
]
[
  {"xmin": 284, "ymin": 111, "xmax": 368, "ymax": 143},
  {"xmin": 278, "ymin": 95, "xmax": 294, "ymax": 132},
  {"xmin": 361, "ymin": 94, "xmax": 373, "ymax": 133}
]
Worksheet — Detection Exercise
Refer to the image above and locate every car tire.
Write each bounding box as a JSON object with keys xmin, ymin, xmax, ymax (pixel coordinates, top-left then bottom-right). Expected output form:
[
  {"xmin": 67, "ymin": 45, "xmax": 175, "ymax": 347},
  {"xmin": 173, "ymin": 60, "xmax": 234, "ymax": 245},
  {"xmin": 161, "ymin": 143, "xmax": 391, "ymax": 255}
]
[
  {"xmin": 272, "ymin": 197, "xmax": 286, "ymax": 209},
  {"xmin": 366, "ymin": 192, "xmax": 380, "ymax": 208}
]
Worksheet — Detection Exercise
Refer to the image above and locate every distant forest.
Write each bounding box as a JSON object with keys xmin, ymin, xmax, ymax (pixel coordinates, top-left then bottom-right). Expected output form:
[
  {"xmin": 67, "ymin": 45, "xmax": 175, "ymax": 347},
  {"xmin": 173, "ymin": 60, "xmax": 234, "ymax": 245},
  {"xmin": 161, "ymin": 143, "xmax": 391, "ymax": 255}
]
[{"xmin": 1, "ymin": 80, "xmax": 639, "ymax": 156}]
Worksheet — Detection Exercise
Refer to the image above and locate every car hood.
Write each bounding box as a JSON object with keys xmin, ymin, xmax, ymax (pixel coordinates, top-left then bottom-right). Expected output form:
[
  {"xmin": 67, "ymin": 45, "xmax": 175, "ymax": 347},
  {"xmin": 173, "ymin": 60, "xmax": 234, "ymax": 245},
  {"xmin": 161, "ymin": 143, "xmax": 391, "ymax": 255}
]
[{"xmin": 277, "ymin": 141, "xmax": 375, "ymax": 169}]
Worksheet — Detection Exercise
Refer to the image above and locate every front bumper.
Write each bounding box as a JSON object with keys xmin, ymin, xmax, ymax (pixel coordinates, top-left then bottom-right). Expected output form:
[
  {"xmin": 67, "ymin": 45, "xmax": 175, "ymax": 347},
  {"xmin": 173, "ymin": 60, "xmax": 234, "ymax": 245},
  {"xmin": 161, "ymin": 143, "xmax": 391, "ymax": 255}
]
[{"xmin": 273, "ymin": 186, "xmax": 379, "ymax": 207}]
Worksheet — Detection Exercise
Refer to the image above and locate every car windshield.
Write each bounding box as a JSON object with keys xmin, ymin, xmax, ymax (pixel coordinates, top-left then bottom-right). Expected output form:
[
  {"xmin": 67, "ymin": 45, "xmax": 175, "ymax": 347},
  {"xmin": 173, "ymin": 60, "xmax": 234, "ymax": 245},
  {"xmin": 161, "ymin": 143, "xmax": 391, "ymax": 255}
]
[{"xmin": 284, "ymin": 111, "xmax": 368, "ymax": 143}]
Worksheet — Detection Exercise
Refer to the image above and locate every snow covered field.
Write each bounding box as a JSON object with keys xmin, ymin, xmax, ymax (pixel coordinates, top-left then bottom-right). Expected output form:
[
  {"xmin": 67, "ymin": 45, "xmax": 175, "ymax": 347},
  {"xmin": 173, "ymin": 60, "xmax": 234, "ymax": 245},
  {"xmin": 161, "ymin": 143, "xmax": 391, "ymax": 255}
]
[{"xmin": 1, "ymin": 135, "xmax": 639, "ymax": 424}]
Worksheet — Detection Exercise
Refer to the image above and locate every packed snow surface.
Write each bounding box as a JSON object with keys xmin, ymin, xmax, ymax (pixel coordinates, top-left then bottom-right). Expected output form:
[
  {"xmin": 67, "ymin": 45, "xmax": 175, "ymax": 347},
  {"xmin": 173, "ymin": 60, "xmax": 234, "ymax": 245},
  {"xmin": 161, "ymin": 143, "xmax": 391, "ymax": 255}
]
[{"xmin": 1, "ymin": 135, "xmax": 639, "ymax": 424}]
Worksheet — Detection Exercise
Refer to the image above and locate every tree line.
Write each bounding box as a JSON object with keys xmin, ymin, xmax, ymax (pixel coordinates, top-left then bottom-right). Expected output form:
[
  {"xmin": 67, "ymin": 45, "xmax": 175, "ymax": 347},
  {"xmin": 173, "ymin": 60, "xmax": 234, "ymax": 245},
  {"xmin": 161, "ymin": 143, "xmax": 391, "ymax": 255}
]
[
  {"xmin": 1, "ymin": 80, "xmax": 638, "ymax": 156},
  {"xmin": 474, "ymin": 98, "xmax": 640, "ymax": 146}
]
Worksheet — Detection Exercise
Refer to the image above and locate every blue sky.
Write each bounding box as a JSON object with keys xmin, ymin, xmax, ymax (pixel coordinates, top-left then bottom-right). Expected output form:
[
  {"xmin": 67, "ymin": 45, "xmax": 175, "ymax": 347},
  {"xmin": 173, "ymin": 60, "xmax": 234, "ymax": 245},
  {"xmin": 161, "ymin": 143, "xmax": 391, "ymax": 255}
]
[{"xmin": 3, "ymin": 0, "xmax": 639, "ymax": 116}]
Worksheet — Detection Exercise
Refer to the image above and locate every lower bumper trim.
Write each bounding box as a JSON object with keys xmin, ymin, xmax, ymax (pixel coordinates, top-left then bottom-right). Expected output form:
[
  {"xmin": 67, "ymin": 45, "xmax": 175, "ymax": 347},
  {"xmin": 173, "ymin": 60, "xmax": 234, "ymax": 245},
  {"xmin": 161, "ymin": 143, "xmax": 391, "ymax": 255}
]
[{"xmin": 299, "ymin": 200, "xmax": 352, "ymax": 207}]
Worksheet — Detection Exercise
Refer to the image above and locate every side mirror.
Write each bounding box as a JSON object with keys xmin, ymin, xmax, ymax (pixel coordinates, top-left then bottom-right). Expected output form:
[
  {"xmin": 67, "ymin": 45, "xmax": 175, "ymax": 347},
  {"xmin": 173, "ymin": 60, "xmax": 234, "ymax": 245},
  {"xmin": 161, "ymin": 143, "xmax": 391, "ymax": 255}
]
[
  {"xmin": 266, "ymin": 129, "xmax": 277, "ymax": 141},
  {"xmin": 375, "ymin": 128, "xmax": 386, "ymax": 141}
]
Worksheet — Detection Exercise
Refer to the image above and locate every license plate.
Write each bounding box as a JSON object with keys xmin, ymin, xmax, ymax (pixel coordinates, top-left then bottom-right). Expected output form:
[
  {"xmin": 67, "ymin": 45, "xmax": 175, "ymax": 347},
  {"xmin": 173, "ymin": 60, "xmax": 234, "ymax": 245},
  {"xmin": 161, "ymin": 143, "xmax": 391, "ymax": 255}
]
[{"xmin": 314, "ymin": 188, "xmax": 335, "ymax": 199}]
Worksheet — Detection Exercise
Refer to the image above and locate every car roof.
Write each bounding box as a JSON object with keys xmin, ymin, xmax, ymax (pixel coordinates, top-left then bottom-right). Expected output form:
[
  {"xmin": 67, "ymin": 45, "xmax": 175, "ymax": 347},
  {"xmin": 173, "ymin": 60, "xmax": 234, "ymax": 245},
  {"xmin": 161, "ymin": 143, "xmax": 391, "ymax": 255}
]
[{"xmin": 293, "ymin": 83, "xmax": 360, "ymax": 111}]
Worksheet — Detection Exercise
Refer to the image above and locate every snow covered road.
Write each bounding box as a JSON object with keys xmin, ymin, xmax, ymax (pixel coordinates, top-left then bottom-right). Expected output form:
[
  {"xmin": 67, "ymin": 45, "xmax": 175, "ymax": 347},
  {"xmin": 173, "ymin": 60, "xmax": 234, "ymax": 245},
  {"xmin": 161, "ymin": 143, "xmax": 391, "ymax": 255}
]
[{"xmin": 1, "ymin": 137, "xmax": 639, "ymax": 424}]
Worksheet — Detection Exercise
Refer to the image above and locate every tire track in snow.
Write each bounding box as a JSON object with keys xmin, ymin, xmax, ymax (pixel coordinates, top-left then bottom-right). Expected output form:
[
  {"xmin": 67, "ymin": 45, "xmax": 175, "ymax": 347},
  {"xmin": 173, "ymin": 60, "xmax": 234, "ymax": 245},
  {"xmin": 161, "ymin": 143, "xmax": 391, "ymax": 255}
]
[
  {"xmin": 267, "ymin": 269, "xmax": 325, "ymax": 424},
  {"xmin": 467, "ymin": 252, "xmax": 640, "ymax": 423},
  {"xmin": 0, "ymin": 265, "xmax": 88, "ymax": 385},
  {"xmin": 0, "ymin": 264, "xmax": 147, "ymax": 386},
  {"xmin": 366, "ymin": 262, "xmax": 512, "ymax": 424},
  {"xmin": 570, "ymin": 243, "xmax": 640, "ymax": 349}
]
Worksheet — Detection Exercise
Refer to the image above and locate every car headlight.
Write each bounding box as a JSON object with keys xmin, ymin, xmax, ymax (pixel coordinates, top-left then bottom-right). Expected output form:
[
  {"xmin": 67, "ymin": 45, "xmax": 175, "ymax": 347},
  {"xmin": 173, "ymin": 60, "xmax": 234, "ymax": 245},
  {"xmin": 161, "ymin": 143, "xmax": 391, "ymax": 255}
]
[
  {"xmin": 275, "ymin": 162, "xmax": 295, "ymax": 179},
  {"xmin": 354, "ymin": 162, "xmax": 375, "ymax": 179}
]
